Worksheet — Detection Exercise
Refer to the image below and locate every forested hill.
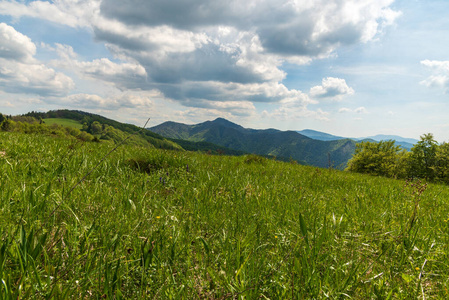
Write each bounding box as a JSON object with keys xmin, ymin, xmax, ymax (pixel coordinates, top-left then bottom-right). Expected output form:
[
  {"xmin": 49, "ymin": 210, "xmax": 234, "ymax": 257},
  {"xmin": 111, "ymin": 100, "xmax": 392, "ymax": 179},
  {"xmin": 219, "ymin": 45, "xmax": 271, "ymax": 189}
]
[
  {"xmin": 20, "ymin": 110, "xmax": 251, "ymax": 156},
  {"xmin": 23, "ymin": 110, "xmax": 183, "ymax": 150},
  {"xmin": 150, "ymin": 118, "xmax": 357, "ymax": 169}
]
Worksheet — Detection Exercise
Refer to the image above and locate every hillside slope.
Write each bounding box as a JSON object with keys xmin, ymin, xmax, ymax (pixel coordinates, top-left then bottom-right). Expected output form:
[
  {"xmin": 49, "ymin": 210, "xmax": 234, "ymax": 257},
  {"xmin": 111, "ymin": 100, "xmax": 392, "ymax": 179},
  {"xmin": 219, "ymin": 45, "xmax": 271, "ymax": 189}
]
[
  {"xmin": 2, "ymin": 131, "xmax": 449, "ymax": 298},
  {"xmin": 150, "ymin": 118, "xmax": 356, "ymax": 169},
  {"xmin": 24, "ymin": 110, "xmax": 183, "ymax": 150}
]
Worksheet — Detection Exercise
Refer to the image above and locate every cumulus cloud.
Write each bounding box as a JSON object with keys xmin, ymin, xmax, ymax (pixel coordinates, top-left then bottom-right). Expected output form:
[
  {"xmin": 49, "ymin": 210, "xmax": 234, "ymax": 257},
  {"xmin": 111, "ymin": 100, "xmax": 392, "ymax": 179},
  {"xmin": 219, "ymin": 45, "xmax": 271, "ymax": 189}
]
[
  {"xmin": 0, "ymin": 1, "xmax": 399, "ymax": 120},
  {"xmin": 177, "ymin": 100, "xmax": 257, "ymax": 117},
  {"xmin": 338, "ymin": 107, "xmax": 352, "ymax": 113},
  {"xmin": 46, "ymin": 44, "xmax": 148, "ymax": 90},
  {"xmin": 57, "ymin": 92, "xmax": 154, "ymax": 110},
  {"xmin": 338, "ymin": 106, "xmax": 367, "ymax": 114},
  {"xmin": 355, "ymin": 106, "xmax": 367, "ymax": 114},
  {"xmin": 421, "ymin": 60, "xmax": 449, "ymax": 71},
  {"xmin": 76, "ymin": 58, "xmax": 147, "ymax": 89},
  {"xmin": 0, "ymin": 23, "xmax": 74, "ymax": 96},
  {"xmin": 266, "ymin": 106, "xmax": 330, "ymax": 122},
  {"xmin": 0, "ymin": 23, "xmax": 36, "ymax": 62},
  {"xmin": 420, "ymin": 60, "xmax": 449, "ymax": 92},
  {"xmin": 0, "ymin": 0, "xmax": 97, "ymax": 28},
  {"xmin": 99, "ymin": 0, "xmax": 400, "ymax": 59},
  {"xmin": 309, "ymin": 77, "xmax": 354, "ymax": 100}
]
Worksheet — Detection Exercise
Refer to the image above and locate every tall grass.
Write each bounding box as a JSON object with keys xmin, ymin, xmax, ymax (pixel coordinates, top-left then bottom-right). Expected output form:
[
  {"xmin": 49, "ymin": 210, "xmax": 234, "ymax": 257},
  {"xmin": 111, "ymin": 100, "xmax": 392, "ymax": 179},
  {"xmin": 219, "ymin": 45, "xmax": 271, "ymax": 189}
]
[{"xmin": 1, "ymin": 131, "xmax": 449, "ymax": 298}]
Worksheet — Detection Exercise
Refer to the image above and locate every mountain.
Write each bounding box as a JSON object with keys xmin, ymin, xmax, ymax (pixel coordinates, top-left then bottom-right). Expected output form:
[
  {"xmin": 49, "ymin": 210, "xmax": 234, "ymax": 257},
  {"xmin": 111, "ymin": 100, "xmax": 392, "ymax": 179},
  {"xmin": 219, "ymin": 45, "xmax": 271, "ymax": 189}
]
[
  {"xmin": 298, "ymin": 129, "xmax": 417, "ymax": 151},
  {"xmin": 354, "ymin": 135, "xmax": 418, "ymax": 151},
  {"xmin": 22, "ymin": 110, "xmax": 254, "ymax": 156},
  {"xmin": 357, "ymin": 134, "xmax": 418, "ymax": 145},
  {"xmin": 297, "ymin": 129, "xmax": 346, "ymax": 141},
  {"xmin": 150, "ymin": 118, "xmax": 357, "ymax": 169}
]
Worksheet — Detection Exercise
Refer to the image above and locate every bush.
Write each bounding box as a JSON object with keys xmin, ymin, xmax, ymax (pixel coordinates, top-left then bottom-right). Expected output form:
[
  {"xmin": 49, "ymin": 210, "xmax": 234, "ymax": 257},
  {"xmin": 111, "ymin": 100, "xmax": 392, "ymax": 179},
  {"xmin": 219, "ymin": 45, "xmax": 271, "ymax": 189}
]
[{"xmin": 345, "ymin": 140, "xmax": 403, "ymax": 178}]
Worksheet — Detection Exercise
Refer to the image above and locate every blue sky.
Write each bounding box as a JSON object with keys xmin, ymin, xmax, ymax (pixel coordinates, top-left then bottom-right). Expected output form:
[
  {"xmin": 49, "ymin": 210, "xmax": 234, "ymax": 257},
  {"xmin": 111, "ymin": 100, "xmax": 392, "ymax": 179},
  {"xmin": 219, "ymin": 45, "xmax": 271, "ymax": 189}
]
[{"xmin": 1, "ymin": 0, "xmax": 449, "ymax": 141}]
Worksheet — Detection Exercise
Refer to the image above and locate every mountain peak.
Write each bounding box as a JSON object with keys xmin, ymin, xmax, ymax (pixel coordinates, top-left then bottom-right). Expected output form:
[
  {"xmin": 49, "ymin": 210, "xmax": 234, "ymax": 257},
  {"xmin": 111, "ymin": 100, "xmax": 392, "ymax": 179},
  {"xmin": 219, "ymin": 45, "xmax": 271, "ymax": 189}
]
[{"xmin": 208, "ymin": 118, "xmax": 243, "ymax": 129}]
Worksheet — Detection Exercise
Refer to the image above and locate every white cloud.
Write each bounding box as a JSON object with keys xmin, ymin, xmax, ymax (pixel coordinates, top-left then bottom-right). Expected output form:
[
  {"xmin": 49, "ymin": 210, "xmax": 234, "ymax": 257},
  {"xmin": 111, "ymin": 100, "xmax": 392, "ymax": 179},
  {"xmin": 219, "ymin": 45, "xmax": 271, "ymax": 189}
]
[
  {"xmin": 172, "ymin": 100, "xmax": 257, "ymax": 120},
  {"xmin": 309, "ymin": 77, "xmax": 354, "ymax": 100},
  {"xmin": 48, "ymin": 46, "xmax": 148, "ymax": 89},
  {"xmin": 58, "ymin": 92, "xmax": 154, "ymax": 110},
  {"xmin": 0, "ymin": 0, "xmax": 97, "ymax": 28},
  {"xmin": 0, "ymin": 23, "xmax": 74, "ymax": 96},
  {"xmin": 0, "ymin": 23, "xmax": 36, "ymax": 62},
  {"xmin": 0, "ymin": 0, "xmax": 399, "ymax": 121},
  {"xmin": 99, "ymin": 0, "xmax": 400, "ymax": 60},
  {"xmin": 338, "ymin": 106, "xmax": 367, "ymax": 114},
  {"xmin": 355, "ymin": 106, "xmax": 367, "ymax": 114},
  {"xmin": 420, "ymin": 60, "xmax": 449, "ymax": 92},
  {"xmin": 266, "ymin": 106, "xmax": 330, "ymax": 122},
  {"xmin": 338, "ymin": 107, "xmax": 352, "ymax": 113},
  {"xmin": 421, "ymin": 60, "xmax": 449, "ymax": 71}
]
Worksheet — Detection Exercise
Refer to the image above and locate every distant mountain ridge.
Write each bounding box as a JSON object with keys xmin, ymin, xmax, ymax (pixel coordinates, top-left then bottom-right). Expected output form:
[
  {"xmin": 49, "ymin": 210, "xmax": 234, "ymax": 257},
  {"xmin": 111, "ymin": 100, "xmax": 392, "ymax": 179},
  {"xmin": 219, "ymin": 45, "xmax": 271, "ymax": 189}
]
[
  {"xmin": 297, "ymin": 129, "xmax": 346, "ymax": 141},
  {"xmin": 298, "ymin": 129, "xmax": 418, "ymax": 151},
  {"xmin": 358, "ymin": 134, "xmax": 418, "ymax": 145},
  {"xmin": 150, "ymin": 118, "xmax": 357, "ymax": 169}
]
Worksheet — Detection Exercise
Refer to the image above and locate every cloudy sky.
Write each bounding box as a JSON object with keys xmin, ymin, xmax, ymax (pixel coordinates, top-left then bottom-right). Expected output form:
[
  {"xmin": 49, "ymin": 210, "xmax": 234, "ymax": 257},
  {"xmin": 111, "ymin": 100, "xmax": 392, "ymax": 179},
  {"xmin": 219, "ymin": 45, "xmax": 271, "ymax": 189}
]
[{"xmin": 1, "ymin": 0, "xmax": 449, "ymax": 141}]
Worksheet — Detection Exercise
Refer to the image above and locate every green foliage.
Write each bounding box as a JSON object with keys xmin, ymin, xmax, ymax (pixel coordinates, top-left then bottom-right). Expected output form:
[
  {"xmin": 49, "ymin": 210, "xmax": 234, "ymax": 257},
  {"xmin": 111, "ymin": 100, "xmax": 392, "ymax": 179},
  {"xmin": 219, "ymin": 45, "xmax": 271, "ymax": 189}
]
[
  {"xmin": 346, "ymin": 133, "xmax": 449, "ymax": 185},
  {"xmin": 42, "ymin": 118, "xmax": 83, "ymax": 129},
  {"xmin": 346, "ymin": 141, "xmax": 400, "ymax": 177},
  {"xmin": 1, "ymin": 131, "xmax": 449, "ymax": 298},
  {"xmin": 1, "ymin": 119, "xmax": 15, "ymax": 132},
  {"xmin": 90, "ymin": 121, "xmax": 103, "ymax": 135},
  {"xmin": 433, "ymin": 142, "xmax": 449, "ymax": 183},
  {"xmin": 409, "ymin": 133, "xmax": 438, "ymax": 180},
  {"xmin": 27, "ymin": 110, "xmax": 184, "ymax": 151},
  {"xmin": 0, "ymin": 118, "xmax": 96, "ymax": 141},
  {"xmin": 346, "ymin": 140, "xmax": 407, "ymax": 178}
]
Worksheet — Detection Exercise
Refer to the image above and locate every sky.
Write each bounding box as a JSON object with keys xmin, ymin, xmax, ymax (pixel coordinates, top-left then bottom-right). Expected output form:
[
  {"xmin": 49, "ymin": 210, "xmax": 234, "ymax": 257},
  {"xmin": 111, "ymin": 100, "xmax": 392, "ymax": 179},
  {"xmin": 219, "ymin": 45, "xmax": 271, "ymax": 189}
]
[{"xmin": 1, "ymin": 0, "xmax": 449, "ymax": 141}]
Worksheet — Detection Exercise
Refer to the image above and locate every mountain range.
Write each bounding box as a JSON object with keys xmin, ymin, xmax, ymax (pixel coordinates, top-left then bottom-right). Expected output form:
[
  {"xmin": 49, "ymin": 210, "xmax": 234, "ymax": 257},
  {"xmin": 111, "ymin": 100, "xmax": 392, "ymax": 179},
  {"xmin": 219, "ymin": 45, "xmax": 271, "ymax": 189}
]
[
  {"xmin": 18, "ymin": 110, "xmax": 417, "ymax": 170},
  {"xmin": 297, "ymin": 129, "xmax": 418, "ymax": 151},
  {"xmin": 150, "ymin": 118, "xmax": 356, "ymax": 169}
]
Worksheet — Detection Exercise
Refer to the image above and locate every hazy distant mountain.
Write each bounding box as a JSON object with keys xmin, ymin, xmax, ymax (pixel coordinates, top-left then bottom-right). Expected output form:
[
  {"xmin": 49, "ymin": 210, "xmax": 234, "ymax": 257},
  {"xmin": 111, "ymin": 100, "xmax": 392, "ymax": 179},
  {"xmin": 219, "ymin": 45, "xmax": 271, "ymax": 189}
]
[
  {"xmin": 150, "ymin": 118, "xmax": 357, "ymax": 169},
  {"xmin": 298, "ymin": 129, "xmax": 417, "ymax": 151},
  {"xmin": 356, "ymin": 134, "xmax": 418, "ymax": 145},
  {"xmin": 297, "ymin": 129, "xmax": 346, "ymax": 141},
  {"xmin": 354, "ymin": 135, "xmax": 418, "ymax": 151}
]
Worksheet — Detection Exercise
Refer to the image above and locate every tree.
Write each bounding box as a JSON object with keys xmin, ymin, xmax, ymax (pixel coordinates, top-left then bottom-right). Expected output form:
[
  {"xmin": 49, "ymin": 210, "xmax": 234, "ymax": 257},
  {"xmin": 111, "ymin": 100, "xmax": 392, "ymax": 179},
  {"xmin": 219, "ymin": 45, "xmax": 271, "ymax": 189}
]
[
  {"xmin": 1, "ymin": 119, "xmax": 15, "ymax": 132},
  {"xmin": 0, "ymin": 113, "xmax": 4, "ymax": 124},
  {"xmin": 434, "ymin": 142, "xmax": 449, "ymax": 183},
  {"xmin": 409, "ymin": 133, "xmax": 438, "ymax": 180},
  {"xmin": 90, "ymin": 121, "xmax": 102, "ymax": 135},
  {"xmin": 345, "ymin": 140, "xmax": 403, "ymax": 177}
]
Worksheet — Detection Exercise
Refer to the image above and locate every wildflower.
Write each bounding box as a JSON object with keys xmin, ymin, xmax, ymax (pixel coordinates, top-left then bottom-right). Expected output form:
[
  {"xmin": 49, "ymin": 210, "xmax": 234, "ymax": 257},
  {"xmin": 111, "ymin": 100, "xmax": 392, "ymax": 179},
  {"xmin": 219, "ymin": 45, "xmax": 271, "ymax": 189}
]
[
  {"xmin": 156, "ymin": 216, "xmax": 161, "ymax": 219},
  {"xmin": 415, "ymin": 267, "xmax": 420, "ymax": 271},
  {"xmin": 275, "ymin": 236, "xmax": 278, "ymax": 239}
]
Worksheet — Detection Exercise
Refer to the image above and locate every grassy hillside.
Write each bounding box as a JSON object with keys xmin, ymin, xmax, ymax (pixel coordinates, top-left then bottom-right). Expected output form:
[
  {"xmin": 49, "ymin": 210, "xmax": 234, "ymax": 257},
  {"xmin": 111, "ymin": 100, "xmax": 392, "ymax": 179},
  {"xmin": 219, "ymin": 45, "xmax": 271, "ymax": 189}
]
[
  {"xmin": 1, "ymin": 131, "xmax": 448, "ymax": 298},
  {"xmin": 25, "ymin": 110, "xmax": 183, "ymax": 150},
  {"xmin": 150, "ymin": 118, "xmax": 356, "ymax": 169},
  {"xmin": 42, "ymin": 118, "xmax": 83, "ymax": 129}
]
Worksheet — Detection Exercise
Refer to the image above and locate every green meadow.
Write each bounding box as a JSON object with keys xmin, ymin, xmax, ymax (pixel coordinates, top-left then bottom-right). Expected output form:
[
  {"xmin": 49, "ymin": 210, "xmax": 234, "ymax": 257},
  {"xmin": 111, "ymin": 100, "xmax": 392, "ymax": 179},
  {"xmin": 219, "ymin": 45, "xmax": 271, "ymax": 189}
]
[
  {"xmin": 1, "ymin": 131, "xmax": 449, "ymax": 298},
  {"xmin": 42, "ymin": 118, "xmax": 83, "ymax": 130}
]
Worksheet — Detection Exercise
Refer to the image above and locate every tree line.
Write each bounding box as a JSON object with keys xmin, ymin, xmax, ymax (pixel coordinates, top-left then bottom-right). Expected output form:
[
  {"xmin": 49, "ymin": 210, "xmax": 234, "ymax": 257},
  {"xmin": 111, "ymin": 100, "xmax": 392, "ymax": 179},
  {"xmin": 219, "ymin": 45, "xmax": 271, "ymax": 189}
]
[{"xmin": 346, "ymin": 133, "xmax": 449, "ymax": 183}]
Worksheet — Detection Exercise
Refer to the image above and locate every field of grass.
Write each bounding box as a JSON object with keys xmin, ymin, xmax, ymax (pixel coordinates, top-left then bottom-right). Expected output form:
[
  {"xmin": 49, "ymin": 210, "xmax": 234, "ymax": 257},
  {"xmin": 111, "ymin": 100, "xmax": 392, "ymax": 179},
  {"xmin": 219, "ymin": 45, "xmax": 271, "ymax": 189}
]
[
  {"xmin": 1, "ymin": 131, "xmax": 449, "ymax": 298},
  {"xmin": 43, "ymin": 118, "xmax": 83, "ymax": 130}
]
